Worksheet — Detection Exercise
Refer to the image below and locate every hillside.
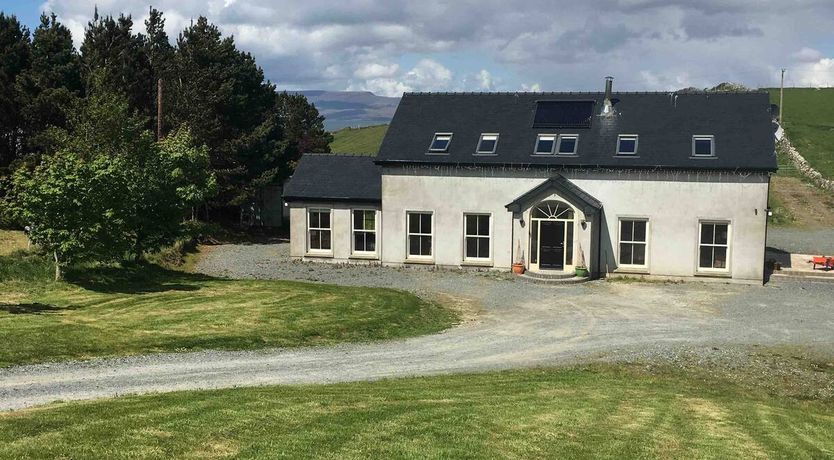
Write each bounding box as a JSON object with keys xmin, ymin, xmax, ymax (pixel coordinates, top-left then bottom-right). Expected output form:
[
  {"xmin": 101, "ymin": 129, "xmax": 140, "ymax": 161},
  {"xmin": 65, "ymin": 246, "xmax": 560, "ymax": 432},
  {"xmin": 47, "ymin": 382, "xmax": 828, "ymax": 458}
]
[
  {"xmin": 768, "ymin": 88, "xmax": 834, "ymax": 178},
  {"xmin": 330, "ymin": 125, "xmax": 388, "ymax": 155}
]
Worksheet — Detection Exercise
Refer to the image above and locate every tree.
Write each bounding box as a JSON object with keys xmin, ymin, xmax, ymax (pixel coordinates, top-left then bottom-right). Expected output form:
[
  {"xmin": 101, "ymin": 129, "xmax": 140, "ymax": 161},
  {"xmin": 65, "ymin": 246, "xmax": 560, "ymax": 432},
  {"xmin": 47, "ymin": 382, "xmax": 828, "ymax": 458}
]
[
  {"xmin": 277, "ymin": 91, "xmax": 332, "ymax": 176},
  {"xmin": 0, "ymin": 13, "xmax": 30, "ymax": 174},
  {"xmin": 80, "ymin": 10, "xmax": 153, "ymax": 118},
  {"xmin": 15, "ymin": 13, "xmax": 82, "ymax": 156}
]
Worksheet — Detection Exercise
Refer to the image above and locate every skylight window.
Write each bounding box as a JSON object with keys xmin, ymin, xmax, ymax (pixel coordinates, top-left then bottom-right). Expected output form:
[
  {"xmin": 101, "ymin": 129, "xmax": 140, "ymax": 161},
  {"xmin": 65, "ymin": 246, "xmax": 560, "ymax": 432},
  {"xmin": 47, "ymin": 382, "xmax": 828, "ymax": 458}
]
[
  {"xmin": 532, "ymin": 101, "xmax": 594, "ymax": 128},
  {"xmin": 476, "ymin": 134, "xmax": 499, "ymax": 154},
  {"xmin": 692, "ymin": 135, "xmax": 714, "ymax": 157},
  {"xmin": 617, "ymin": 135, "xmax": 638, "ymax": 155},
  {"xmin": 428, "ymin": 133, "xmax": 452, "ymax": 152},
  {"xmin": 557, "ymin": 135, "xmax": 578, "ymax": 155},
  {"xmin": 534, "ymin": 134, "xmax": 556, "ymax": 155}
]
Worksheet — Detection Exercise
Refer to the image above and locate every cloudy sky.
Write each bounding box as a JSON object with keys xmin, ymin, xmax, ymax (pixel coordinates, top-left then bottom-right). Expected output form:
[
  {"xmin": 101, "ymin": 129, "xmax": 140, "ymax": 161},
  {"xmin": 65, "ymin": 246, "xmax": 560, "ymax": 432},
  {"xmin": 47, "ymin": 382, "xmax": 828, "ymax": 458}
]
[{"xmin": 3, "ymin": 0, "xmax": 834, "ymax": 96}]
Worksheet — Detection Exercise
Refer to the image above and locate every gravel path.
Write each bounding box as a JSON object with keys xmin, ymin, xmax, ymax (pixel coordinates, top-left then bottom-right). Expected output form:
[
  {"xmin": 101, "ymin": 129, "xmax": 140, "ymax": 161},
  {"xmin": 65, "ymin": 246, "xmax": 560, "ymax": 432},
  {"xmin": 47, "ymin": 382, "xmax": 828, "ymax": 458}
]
[{"xmin": 1, "ymin": 243, "xmax": 833, "ymax": 411}]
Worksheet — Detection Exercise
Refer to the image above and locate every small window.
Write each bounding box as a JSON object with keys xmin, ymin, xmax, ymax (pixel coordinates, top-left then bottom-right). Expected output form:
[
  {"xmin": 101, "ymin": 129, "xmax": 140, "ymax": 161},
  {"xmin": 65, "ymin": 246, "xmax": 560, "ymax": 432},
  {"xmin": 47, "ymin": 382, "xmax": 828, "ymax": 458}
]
[
  {"xmin": 692, "ymin": 135, "xmax": 714, "ymax": 157},
  {"xmin": 429, "ymin": 133, "xmax": 452, "ymax": 152},
  {"xmin": 407, "ymin": 212, "xmax": 433, "ymax": 258},
  {"xmin": 699, "ymin": 221, "xmax": 730, "ymax": 271},
  {"xmin": 617, "ymin": 135, "xmax": 638, "ymax": 155},
  {"xmin": 619, "ymin": 219, "xmax": 648, "ymax": 267},
  {"xmin": 534, "ymin": 134, "xmax": 556, "ymax": 154},
  {"xmin": 464, "ymin": 213, "xmax": 491, "ymax": 261},
  {"xmin": 307, "ymin": 209, "xmax": 332, "ymax": 253},
  {"xmin": 476, "ymin": 134, "xmax": 499, "ymax": 154},
  {"xmin": 352, "ymin": 210, "xmax": 376, "ymax": 254},
  {"xmin": 556, "ymin": 135, "xmax": 578, "ymax": 155}
]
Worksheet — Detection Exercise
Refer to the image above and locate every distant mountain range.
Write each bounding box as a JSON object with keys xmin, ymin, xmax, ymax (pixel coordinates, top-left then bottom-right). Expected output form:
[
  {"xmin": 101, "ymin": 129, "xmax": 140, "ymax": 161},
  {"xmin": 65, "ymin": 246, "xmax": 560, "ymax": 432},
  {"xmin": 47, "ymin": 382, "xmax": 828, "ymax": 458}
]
[{"xmin": 295, "ymin": 91, "xmax": 400, "ymax": 131}]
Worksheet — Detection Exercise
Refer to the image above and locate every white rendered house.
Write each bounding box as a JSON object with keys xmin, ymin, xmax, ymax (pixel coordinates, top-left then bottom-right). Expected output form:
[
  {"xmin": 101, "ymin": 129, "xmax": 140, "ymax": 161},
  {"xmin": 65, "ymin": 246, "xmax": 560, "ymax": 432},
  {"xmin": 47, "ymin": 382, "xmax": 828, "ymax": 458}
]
[{"xmin": 284, "ymin": 79, "xmax": 777, "ymax": 282}]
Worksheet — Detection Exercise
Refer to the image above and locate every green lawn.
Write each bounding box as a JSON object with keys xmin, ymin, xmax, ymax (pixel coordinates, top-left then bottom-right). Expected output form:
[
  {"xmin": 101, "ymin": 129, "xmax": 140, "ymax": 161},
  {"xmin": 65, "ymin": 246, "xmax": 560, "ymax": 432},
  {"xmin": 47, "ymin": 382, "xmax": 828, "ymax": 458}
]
[
  {"xmin": 0, "ymin": 259, "xmax": 456, "ymax": 367},
  {"xmin": 768, "ymin": 87, "xmax": 834, "ymax": 179},
  {"xmin": 0, "ymin": 230, "xmax": 27, "ymax": 256},
  {"xmin": 330, "ymin": 124, "xmax": 387, "ymax": 155},
  {"xmin": 1, "ymin": 366, "xmax": 832, "ymax": 458}
]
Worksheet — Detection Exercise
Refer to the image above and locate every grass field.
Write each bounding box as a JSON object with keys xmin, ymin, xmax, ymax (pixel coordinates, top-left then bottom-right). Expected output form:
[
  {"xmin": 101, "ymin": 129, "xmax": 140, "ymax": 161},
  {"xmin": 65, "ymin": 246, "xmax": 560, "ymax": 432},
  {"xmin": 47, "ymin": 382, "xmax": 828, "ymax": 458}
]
[
  {"xmin": 768, "ymin": 87, "xmax": 834, "ymax": 179},
  {"xmin": 0, "ymin": 229, "xmax": 27, "ymax": 255},
  {"xmin": 329, "ymin": 124, "xmax": 387, "ymax": 154},
  {"xmin": 0, "ymin": 255, "xmax": 456, "ymax": 367},
  {"xmin": 1, "ymin": 365, "xmax": 832, "ymax": 458}
]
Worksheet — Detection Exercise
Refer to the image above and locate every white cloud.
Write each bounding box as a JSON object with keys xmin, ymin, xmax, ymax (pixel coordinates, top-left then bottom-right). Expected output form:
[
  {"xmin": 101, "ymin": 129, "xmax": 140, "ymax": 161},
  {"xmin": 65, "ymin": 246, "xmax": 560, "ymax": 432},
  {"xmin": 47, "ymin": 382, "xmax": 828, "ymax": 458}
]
[
  {"xmin": 353, "ymin": 63, "xmax": 400, "ymax": 80},
  {"xmin": 793, "ymin": 58, "xmax": 834, "ymax": 87},
  {"xmin": 474, "ymin": 69, "xmax": 494, "ymax": 90},
  {"xmin": 793, "ymin": 47, "xmax": 823, "ymax": 63}
]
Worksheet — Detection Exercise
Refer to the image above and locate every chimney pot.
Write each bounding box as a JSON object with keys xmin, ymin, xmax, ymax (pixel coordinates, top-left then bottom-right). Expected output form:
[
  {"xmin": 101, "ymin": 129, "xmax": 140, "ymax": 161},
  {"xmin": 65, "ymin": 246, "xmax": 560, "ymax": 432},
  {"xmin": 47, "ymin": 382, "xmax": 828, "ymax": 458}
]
[{"xmin": 602, "ymin": 76, "xmax": 614, "ymax": 115}]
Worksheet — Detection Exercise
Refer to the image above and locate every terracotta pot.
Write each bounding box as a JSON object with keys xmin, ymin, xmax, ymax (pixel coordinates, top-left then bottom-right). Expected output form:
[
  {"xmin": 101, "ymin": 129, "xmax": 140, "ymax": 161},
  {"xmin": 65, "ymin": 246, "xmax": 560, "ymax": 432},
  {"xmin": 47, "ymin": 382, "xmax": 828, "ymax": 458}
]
[{"xmin": 511, "ymin": 263, "xmax": 525, "ymax": 274}]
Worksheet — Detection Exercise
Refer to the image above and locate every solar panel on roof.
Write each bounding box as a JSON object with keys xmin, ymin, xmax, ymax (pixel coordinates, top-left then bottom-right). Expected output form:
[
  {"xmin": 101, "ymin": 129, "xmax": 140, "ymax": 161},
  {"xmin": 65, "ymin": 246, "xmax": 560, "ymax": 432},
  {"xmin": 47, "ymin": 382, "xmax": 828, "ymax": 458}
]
[{"xmin": 532, "ymin": 101, "xmax": 595, "ymax": 128}]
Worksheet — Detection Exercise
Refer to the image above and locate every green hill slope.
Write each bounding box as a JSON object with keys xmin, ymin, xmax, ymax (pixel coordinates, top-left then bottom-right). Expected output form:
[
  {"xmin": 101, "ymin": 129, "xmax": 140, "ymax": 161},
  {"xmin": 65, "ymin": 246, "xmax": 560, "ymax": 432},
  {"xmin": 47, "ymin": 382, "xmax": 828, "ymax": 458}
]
[
  {"xmin": 329, "ymin": 125, "xmax": 388, "ymax": 155},
  {"xmin": 768, "ymin": 88, "xmax": 834, "ymax": 178}
]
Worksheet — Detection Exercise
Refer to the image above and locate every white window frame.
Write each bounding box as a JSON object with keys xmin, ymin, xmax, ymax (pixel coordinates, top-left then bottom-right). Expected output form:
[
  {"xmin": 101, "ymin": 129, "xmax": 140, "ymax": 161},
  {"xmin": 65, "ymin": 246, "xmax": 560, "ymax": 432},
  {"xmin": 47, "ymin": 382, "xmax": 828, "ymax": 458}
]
[
  {"xmin": 534, "ymin": 134, "xmax": 557, "ymax": 155},
  {"xmin": 428, "ymin": 133, "xmax": 453, "ymax": 153},
  {"xmin": 475, "ymin": 133, "xmax": 499, "ymax": 155},
  {"xmin": 406, "ymin": 211, "xmax": 434, "ymax": 261},
  {"xmin": 618, "ymin": 218, "xmax": 649, "ymax": 269},
  {"xmin": 351, "ymin": 209, "xmax": 378, "ymax": 257},
  {"xmin": 692, "ymin": 135, "xmax": 715, "ymax": 157},
  {"xmin": 556, "ymin": 134, "xmax": 579, "ymax": 155},
  {"xmin": 306, "ymin": 208, "xmax": 332, "ymax": 255},
  {"xmin": 616, "ymin": 134, "xmax": 639, "ymax": 156},
  {"xmin": 697, "ymin": 220, "xmax": 731, "ymax": 273},
  {"xmin": 462, "ymin": 212, "xmax": 492, "ymax": 264}
]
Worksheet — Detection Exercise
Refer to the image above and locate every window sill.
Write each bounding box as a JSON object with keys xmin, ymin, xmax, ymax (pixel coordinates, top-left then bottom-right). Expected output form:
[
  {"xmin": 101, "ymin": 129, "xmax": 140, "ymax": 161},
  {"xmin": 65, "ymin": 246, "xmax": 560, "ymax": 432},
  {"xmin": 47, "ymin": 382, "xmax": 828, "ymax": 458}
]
[
  {"xmin": 426, "ymin": 151, "xmax": 449, "ymax": 155},
  {"xmin": 614, "ymin": 267, "xmax": 649, "ymax": 274},
  {"xmin": 615, "ymin": 154, "xmax": 640, "ymax": 158},
  {"xmin": 689, "ymin": 155, "xmax": 717, "ymax": 160},
  {"xmin": 349, "ymin": 254, "xmax": 379, "ymax": 260},
  {"xmin": 305, "ymin": 252, "xmax": 333, "ymax": 258},
  {"xmin": 461, "ymin": 260, "xmax": 493, "ymax": 268},
  {"xmin": 404, "ymin": 258, "xmax": 435, "ymax": 265},
  {"xmin": 473, "ymin": 152, "xmax": 498, "ymax": 156}
]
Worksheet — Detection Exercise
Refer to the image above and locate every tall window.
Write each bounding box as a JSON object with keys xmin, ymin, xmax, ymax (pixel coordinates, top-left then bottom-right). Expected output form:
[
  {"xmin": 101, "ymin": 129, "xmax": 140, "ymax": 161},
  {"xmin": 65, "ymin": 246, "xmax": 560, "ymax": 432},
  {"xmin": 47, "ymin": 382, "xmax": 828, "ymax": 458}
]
[
  {"xmin": 352, "ymin": 210, "xmax": 376, "ymax": 254},
  {"xmin": 617, "ymin": 135, "xmax": 638, "ymax": 155},
  {"xmin": 407, "ymin": 212, "xmax": 433, "ymax": 258},
  {"xmin": 619, "ymin": 219, "xmax": 648, "ymax": 267},
  {"xmin": 464, "ymin": 214, "xmax": 490, "ymax": 260},
  {"xmin": 699, "ymin": 222, "xmax": 729, "ymax": 270},
  {"xmin": 307, "ymin": 209, "xmax": 331, "ymax": 252}
]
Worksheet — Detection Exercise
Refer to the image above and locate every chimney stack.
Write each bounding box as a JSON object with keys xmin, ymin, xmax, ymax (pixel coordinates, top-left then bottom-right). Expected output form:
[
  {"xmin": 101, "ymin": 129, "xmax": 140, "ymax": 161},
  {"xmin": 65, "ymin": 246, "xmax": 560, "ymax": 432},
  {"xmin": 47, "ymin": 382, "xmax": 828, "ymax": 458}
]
[{"xmin": 602, "ymin": 76, "xmax": 614, "ymax": 115}]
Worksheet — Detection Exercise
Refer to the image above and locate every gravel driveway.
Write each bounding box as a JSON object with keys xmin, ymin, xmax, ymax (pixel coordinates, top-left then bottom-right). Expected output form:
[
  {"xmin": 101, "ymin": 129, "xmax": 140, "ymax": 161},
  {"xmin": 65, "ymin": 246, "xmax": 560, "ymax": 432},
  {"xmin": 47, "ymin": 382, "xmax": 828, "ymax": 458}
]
[{"xmin": 1, "ymin": 242, "xmax": 833, "ymax": 411}]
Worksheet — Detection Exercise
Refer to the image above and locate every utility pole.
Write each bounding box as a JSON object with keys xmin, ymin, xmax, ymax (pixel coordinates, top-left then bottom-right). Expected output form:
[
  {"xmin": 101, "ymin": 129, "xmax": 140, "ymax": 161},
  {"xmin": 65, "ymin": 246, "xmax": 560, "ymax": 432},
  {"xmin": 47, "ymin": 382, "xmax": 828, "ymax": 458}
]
[
  {"xmin": 779, "ymin": 68, "xmax": 785, "ymax": 124},
  {"xmin": 156, "ymin": 78, "xmax": 163, "ymax": 140}
]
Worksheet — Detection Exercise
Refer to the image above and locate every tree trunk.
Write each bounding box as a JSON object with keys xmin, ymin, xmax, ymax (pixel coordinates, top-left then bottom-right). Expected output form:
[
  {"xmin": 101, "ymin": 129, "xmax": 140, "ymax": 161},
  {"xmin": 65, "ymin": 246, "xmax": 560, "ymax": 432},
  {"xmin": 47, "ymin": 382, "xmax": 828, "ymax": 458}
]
[{"xmin": 53, "ymin": 251, "xmax": 62, "ymax": 281}]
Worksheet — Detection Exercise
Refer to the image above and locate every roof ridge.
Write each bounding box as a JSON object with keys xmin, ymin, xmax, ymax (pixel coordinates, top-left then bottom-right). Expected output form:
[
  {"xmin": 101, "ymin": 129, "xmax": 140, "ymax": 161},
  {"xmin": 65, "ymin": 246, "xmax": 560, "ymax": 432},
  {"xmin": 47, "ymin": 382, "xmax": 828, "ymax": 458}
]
[
  {"xmin": 302, "ymin": 152, "xmax": 375, "ymax": 158},
  {"xmin": 403, "ymin": 90, "xmax": 768, "ymax": 96}
]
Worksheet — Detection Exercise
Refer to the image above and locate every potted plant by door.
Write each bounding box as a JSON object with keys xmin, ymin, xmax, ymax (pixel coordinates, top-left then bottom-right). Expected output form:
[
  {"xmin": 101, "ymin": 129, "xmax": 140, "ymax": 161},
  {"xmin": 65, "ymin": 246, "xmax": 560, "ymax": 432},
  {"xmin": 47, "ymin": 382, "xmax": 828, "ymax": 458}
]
[
  {"xmin": 575, "ymin": 243, "xmax": 589, "ymax": 278},
  {"xmin": 512, "ymin": 244, "xmax": 525, "ymax": 274}
]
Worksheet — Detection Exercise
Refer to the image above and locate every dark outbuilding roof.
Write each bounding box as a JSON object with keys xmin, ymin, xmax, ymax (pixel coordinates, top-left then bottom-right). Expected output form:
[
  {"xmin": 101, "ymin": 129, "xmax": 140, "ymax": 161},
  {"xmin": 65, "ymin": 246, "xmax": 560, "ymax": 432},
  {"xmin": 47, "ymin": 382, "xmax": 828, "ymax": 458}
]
[
  {"xmin": 377, "ymin": 91, "xmax": 777, "ymax": 171},
  {"xmin": 283, "ymin": 154, "xmax": 381, "ymax": 203},
  {"xmin": 506, "ymin": 175, "xmax": 602, "ymax": 216}
]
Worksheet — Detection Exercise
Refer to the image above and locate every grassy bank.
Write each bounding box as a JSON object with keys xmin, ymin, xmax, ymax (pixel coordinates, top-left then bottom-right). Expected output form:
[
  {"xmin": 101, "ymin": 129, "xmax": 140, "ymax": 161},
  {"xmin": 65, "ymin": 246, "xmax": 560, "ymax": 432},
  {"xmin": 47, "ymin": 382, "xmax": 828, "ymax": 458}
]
[
  {"xmin": 768, "ymin": 87, "xmax": 834, "ymax": 179},
  {"xmin": 0, "ymin": 256, "xmax": 457, "ymax": 367},
  {"xmin": 1, "ymin": 365, "xmax": 832, "ymax": 458},
  {"xmin": 330, "ymin": 124, "xmax": 387, "ymax": 154}
]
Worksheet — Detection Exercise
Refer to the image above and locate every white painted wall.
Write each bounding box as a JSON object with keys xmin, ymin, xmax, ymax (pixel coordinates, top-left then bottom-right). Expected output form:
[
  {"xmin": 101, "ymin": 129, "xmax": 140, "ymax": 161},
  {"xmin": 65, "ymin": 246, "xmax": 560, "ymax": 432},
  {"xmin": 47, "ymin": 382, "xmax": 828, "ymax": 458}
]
[
  {"xmin": 288, "ymin": 202, "xmax": 381, "ymax": 263},
  {"xmin": 379, "ymin": 165, "xmax": 769, "ymax": 281}
]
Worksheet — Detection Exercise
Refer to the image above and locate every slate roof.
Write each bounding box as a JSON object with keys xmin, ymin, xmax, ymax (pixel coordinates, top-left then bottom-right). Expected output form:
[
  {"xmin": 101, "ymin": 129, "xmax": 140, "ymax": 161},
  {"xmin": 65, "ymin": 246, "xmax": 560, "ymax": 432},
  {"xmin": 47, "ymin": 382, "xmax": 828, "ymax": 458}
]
[
  {"xmin": 283, "ymin": 154, "xmax": 381, "ymax": 203},
  {"xmin": 377, "ymin": 91, "xmax": 777, "ymax": 171}
]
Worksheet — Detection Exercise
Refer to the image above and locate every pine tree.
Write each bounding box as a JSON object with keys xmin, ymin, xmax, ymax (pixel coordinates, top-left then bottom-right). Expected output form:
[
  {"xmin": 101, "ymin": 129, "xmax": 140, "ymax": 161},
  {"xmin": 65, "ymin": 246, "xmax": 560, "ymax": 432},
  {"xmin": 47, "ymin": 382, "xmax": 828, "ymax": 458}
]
[
  {"xmin": 144, "ymin": 8, "xmax": 173, "ymax": 135},
  {"xmin": 16, "ymin": 13, "xmax": 82, "ymax": 156},
  {"xmin": 0, "ymin": 13, "xmax": 30, "ymax": 173}
]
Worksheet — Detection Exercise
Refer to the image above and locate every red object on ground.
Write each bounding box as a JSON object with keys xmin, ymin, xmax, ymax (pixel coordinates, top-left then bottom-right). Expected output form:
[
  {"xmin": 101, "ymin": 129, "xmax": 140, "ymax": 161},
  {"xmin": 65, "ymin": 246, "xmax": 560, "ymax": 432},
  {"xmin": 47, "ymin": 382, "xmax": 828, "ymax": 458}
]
[{"xmin": 811, "ymin": 256, "xmax": 834, "ymax": 270}]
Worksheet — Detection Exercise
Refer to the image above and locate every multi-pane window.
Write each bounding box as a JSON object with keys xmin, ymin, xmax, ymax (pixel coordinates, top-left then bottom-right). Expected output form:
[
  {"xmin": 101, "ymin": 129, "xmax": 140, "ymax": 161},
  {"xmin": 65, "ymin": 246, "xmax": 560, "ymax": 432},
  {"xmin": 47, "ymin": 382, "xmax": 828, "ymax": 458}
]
[
  {"xmin": 699, "ymin": 222, "xmax": 729, "ymax": 270},
  {"xmin": 557, "ymin": 135, "xmax": 578, "ymax": 154},
  {"xmin": 476, "ymin": 134, "xmax": 499, "ymax": 154},
  {"xmin": 307, "ymin": 209, "xmax": 331, "ymax": 252},
  {"xmin": 617, "ymin": 135, "xmax": 638, "ymax": 155},
  {"xmin": 692, "ymin": 135, "xmax": 714, "ymax": 157},
  {"xmin": 464, "ymin": 214, "xmax": 490, "ymax": 260},
  {"xmin": 352, "ymin": 210, "xmax": 376, "ymax": 254},
  {"xmin": 429, "ymin": 133, "xmax": 452, "ymax": 152},
  {"xmin": 534, "ymin": 134, "xmax": 556, "ymax": 154},
  {"xmin": 619, "ymin": 219, "xmax": 648, "ymax": 266},
  {"xmin": 407, "ymin": 212, "xmax": 433, "ymax": 258}
]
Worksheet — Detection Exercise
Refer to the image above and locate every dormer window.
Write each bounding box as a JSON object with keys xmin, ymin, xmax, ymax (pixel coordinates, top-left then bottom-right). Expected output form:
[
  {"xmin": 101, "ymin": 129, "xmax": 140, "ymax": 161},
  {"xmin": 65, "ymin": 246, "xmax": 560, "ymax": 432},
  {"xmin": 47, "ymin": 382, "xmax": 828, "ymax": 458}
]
[
  {"xmin": 534, "ymin": 134, "xmax": 556, "ymax": 155},
  {"xmin": 428, "ymin": 133, "xmax": 452, "ymax": 152},
  {"xmin": 617, "ymin": 134, "xmax": 638, "ymax": 155},
  {"xmin": 556, "ymin": 135, "xmax": 578, "ymax": 155},
  {"xmin": 692, "ymin": 135, "xmax": 714, "ymax": 157},
  {"xmin": 476, "ymin": 134, "xmax": 499, "ymax": 154}
]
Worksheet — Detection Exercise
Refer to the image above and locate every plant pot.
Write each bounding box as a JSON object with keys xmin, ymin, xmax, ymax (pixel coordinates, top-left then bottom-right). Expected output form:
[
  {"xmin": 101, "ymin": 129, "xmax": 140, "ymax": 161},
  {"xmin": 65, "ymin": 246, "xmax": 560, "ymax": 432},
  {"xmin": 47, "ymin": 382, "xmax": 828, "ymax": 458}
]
[
  {"xmin": 511, "ymin": 263, "xmax": 525, "ymax": 274},
  {"xmin": 575, "ymin": 267, "xmax": 589, "ymax": 278}
]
